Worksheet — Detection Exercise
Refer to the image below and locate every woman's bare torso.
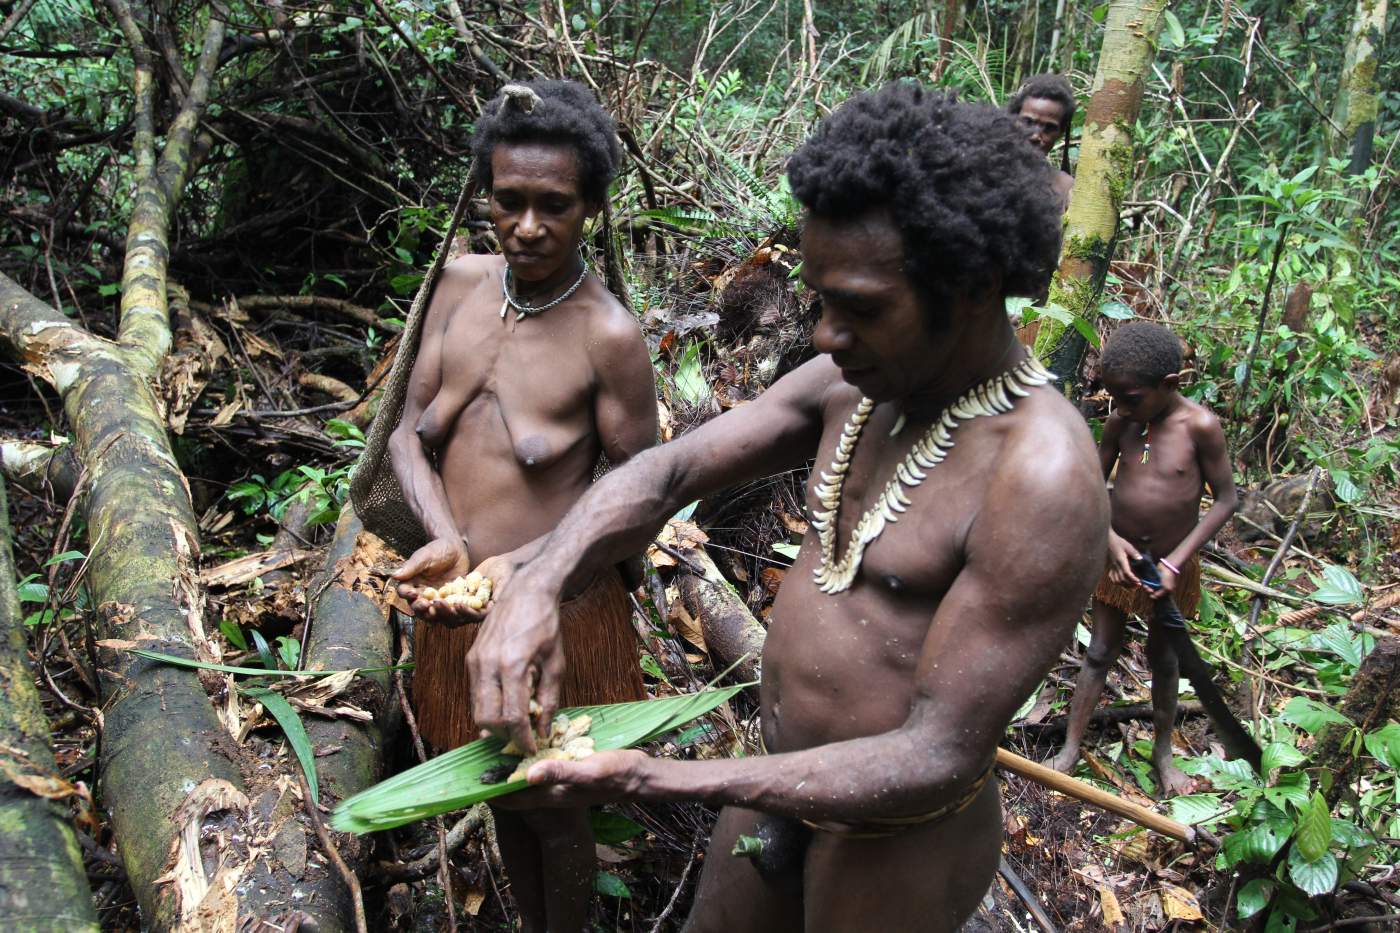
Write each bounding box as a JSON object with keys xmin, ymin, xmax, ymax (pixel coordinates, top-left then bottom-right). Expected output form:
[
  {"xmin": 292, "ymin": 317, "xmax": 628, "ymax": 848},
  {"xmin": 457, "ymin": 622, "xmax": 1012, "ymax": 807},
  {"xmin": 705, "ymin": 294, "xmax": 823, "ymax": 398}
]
[{"xmin": 412, "ymin": 255, "xmax": 617, "ymax": 559}]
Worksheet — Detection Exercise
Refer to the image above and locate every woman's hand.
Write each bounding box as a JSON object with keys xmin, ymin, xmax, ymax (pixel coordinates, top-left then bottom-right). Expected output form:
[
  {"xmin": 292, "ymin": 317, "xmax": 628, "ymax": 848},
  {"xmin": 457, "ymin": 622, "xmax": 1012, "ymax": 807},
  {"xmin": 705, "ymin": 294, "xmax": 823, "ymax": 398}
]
[
  {"xmin": 1105, "ymin": 530, "xmax": 1142, "ymax": 588},
  {"xmin": 394, "ymin": 537, "xmax": 471, "ymax": 620},
  {"xmin": 425, "ymin": 550, "xmax": 521, "ymax": 626}
]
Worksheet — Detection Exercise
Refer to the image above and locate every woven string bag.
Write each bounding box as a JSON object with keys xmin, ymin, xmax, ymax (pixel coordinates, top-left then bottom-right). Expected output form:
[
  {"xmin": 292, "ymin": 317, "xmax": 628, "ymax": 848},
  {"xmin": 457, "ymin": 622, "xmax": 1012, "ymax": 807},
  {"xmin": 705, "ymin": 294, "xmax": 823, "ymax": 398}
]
[{"xmin": 348, "ymin": 171, "xmax": 478, "ymax": 557}]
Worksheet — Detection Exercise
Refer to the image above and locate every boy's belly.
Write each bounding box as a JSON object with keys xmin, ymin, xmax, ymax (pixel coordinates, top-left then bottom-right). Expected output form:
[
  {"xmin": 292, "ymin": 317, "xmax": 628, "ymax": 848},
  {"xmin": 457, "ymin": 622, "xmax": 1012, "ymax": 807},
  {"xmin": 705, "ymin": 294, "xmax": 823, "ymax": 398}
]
[{"xmin": 1109, "ymin": 482, "xmax": 1203, "ymax": 554}]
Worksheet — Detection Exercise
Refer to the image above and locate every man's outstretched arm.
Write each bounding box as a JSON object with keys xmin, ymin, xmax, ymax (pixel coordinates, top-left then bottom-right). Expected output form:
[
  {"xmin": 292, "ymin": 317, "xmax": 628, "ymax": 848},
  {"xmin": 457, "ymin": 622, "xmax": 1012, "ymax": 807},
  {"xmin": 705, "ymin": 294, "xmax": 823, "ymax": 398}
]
[
  {"xmin": 469, "ymin": 358, "xmax": 840, "ymax": 750},
  {"xmin": 525, "ymin": 415, "xmax": 1108, "ymax": 821}
]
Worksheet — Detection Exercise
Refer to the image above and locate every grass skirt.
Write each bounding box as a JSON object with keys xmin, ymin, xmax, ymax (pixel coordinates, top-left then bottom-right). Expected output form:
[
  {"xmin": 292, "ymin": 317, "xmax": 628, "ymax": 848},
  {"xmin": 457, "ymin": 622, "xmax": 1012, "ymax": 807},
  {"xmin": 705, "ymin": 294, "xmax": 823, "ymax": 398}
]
[
  {"xmin": 413, "ymin": 568, "xmax": 645, "ymax": 750},
  {"xmin": 1092, "ymin": 553, "xmax": 1201, "ymax": 619}
]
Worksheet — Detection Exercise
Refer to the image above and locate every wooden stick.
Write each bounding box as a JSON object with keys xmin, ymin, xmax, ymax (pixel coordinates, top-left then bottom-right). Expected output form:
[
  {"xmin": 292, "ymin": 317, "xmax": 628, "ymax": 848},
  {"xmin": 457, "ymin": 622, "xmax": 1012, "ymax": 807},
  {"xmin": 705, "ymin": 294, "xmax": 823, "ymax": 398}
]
[{"xmin": 995, "ymin": 748, "xmax": 1204, "ymax": 846}]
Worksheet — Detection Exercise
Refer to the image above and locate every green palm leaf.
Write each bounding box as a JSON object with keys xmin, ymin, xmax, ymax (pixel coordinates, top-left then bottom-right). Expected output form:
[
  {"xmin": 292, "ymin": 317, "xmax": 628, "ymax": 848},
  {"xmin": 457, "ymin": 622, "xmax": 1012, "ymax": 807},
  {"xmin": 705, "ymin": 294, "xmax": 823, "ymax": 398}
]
[{"xmin": 332, "ymin": 686, "xmax": 749, "ymax": 833}]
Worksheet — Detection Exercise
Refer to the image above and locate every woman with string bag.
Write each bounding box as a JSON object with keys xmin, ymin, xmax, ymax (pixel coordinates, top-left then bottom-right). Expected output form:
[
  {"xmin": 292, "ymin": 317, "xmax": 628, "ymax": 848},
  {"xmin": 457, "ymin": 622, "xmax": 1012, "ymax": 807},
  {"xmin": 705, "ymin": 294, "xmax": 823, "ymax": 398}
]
[{"xmin": 350, "ymin": 79, "xmax": 656, "ymax": 931}]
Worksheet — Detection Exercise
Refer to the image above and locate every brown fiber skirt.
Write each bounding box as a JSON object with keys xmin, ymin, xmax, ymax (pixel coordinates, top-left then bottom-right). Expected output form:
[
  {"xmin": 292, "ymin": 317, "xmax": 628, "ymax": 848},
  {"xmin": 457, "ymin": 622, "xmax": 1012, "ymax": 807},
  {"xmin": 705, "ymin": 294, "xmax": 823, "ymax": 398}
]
[
  {"xmin": 1092, "ymin": 553, "xmax": 1201, "ymax": 619},
  {"xmin": 413, "ymin": 568, "xmax": 645, "ymax": 751}
]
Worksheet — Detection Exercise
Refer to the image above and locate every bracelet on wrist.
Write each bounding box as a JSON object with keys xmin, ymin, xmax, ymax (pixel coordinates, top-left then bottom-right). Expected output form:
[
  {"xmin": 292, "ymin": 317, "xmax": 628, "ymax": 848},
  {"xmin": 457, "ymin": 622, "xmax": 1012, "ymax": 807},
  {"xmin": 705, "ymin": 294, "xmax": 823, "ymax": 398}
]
[{"xmin": 1159, "ymin": 558, "xmax": 1181, "ymax": 576}]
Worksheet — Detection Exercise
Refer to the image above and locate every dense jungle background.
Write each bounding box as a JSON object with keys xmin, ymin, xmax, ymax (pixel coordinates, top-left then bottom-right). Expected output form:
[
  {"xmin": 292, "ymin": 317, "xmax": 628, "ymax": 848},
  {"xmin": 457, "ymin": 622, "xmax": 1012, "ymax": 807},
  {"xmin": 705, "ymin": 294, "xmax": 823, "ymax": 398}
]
[{"xmin": 1, "ymin": 0, "xmax": 1398, "ymax": 930}]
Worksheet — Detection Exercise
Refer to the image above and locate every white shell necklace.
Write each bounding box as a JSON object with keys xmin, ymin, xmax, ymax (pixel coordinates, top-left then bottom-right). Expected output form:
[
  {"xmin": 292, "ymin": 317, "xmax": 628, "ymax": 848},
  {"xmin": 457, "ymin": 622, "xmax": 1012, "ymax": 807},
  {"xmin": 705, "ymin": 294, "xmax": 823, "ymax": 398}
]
[
  {"xmin": 810, "ymin": 355, "xmax": 1055, "ymax": 594},
  {"xmin": 500, "ymin": 260, "xmax": 589, "ymax": 322}
]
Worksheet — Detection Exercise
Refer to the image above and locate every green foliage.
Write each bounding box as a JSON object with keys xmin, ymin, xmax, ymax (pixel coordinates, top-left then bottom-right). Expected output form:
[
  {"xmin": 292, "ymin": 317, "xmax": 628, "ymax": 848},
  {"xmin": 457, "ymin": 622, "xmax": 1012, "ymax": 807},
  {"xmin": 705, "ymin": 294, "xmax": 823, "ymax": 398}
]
[{"xmin": 1177, "ymin": 650, "xmax": 1392, "ymax": 929}]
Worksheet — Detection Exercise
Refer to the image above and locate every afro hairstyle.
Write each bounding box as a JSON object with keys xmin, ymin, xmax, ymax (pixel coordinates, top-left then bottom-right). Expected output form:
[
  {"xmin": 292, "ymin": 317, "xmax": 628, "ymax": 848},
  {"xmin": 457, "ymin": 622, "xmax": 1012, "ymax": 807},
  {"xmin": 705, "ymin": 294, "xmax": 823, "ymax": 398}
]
[
  {"xmin": 471, "ymin": 80, "xmax": 622, "ymax": 205},
  {"xmin": 1006, "ymin": 74, "xmax": 1077, "ymax": 133},
  {"xmin": 785, "ymin": 82, "xmax": 1062, "ymax": 312},
  {"xmin": 1100, "ymin": 321, "xmax": 1183, "ymax": 385}
]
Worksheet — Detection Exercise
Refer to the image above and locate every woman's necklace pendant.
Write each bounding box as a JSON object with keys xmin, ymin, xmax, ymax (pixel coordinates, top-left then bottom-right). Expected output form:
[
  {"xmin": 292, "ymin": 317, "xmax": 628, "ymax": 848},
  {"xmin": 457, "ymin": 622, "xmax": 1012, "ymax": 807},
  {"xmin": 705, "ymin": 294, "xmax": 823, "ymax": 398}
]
[
  {"xmin": 809, "ymin": 356, "xmax": 1056, "ymax": 595},
  {"xmin": 501, "ymin": 260, "xmax": 588, "ymax": 323}
]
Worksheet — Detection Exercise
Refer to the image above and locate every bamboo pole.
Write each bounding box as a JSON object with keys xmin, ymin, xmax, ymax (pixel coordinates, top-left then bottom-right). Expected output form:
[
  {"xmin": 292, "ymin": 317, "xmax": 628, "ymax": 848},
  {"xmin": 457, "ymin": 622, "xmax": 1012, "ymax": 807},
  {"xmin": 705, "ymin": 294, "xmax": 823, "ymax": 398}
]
[{"xmin": 995, "ymin": 747, "xmax": 1205, "ymax": 846}]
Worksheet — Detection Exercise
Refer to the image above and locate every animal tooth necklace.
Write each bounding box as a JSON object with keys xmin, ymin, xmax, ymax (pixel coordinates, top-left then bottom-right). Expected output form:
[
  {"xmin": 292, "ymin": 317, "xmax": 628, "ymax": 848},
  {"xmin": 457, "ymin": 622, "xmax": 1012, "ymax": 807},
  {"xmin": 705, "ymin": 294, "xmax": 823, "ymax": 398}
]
[
  {"xmin": 810, "ymin": 356, "xmax": 1055, "ymax": 594},
  {"xmin": 500, "ymin": 260, "xmax": 589, "ymax": 322},
  {"xmin": 1139, "ymin": 422, "xmax": 1151, "ymax": 463}
]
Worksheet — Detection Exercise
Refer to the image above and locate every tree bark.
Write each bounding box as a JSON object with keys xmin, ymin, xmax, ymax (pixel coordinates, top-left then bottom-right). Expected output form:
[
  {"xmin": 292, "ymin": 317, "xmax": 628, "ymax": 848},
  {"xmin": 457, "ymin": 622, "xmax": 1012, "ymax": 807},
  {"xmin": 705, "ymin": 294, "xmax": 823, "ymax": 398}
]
[
  {"xmin": 0, "ymin": 5, "xmax": 362, "ymax": 926},
  {"xmin": 303, "ymin": 508, "xmax": 397, "ymax": 807},
  {"xmin": 0, "ymin": 440, "xmax": 79, "ymax": 502},
  {"xmin": 0, "ymin": 481, "xmax": 100, "ymax": 932},
  {"xmin": 1028, "ymin": 0, "xmax": 1169, "ymax": 395},
  {"xmin": 1328, "ymin": 0, "xmax": 1388, "ymax": 176}
]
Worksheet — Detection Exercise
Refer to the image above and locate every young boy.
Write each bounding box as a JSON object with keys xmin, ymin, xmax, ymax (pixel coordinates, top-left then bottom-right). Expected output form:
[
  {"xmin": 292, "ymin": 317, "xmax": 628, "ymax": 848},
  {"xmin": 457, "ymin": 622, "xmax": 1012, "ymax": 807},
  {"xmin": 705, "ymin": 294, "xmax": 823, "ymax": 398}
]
[{"xmin": 1049, "ymin": 321, "xmax": 1237, "ymax": 796}]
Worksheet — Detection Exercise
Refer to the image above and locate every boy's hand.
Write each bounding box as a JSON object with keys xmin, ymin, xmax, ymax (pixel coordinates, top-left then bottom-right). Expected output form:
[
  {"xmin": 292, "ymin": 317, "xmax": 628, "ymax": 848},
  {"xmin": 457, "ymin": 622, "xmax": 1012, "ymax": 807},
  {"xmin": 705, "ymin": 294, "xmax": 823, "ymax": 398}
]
[
  {"xmin": 1150, "ymin": 561, "xmax": 1178, "ymax": 600},
  {"xmin": 1106, "ymin": 531, "xmax": 1142, "ymax": 587}
]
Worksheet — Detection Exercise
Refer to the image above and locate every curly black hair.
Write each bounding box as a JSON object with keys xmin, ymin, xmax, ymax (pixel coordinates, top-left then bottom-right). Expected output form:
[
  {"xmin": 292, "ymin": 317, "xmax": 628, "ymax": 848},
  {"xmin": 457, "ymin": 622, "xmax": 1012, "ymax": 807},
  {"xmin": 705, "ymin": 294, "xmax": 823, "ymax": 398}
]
[
  {"xmin": 1006, "ymin": 74, "xmax": 1077, "ymax": 132},
  {"xmin": 471, "ymin": 80, "xmax": 622, "ymax": 204},
  {"xmin": 786, "ymin": 82, "xmax": 1061, "ymax": 311},
  {"xmin": 1100, "ymin": 321, "xmax": 1183, "ymax": 385}
]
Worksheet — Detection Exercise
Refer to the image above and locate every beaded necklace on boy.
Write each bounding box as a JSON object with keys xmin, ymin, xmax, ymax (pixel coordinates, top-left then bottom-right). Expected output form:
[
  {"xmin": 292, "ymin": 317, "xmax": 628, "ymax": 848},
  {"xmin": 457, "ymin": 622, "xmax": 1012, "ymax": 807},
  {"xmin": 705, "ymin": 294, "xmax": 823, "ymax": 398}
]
[{"xmin": 810, "ymin": 356, "xmax": 1055, "ymax": 594}]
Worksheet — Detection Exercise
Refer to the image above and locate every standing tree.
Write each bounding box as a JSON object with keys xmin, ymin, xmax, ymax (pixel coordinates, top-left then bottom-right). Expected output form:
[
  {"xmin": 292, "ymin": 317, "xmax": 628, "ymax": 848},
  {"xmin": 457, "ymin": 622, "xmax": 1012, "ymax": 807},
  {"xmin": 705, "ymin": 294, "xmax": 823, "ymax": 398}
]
[
  {"xmin": 1329, "ymin": 0, "xmax": 1389, "ymax": 176},
  {"xmin": 1029, "ymin": 0, "xmax": 1170, "ymax": 393}
]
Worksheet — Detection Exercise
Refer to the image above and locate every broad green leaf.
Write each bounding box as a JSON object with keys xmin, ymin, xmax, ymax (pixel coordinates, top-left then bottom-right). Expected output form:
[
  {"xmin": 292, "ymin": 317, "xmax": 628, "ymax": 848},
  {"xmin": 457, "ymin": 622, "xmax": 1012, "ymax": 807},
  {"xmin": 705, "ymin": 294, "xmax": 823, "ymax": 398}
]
[
  {"xmin": 1309, "ymin": 565, "xmax": 1363, "ymax": 606},
  {"xmin": 1223, "ymin": 821, "xmax": 1286, "ymax": 864},
  {"xmin": 333, "ymin": 686, "xmax": 750, "ymax": 833},
  {"xmin": 1293, "ymin": 792, "xmax": 1332, "ymax": 862},
  {"xmin": 673, "ymin": 341, "xmax": 711, "ymax": 406},
  {"xmin": 42, "ymin": 549, "xmax": 86, "ymax": 566},
  {"xmin": 1263, "ymin": 771, "xmax": 1310, "ymax": 812},
  {"xmin": 594, "ymin": 871, "xmax": 631, "ymax": 898},
  {"xmin": 1286, "ymin": 847, "xmax": 1338, "ymax": 897},
  {"xmin": 1236, "ymin": 879, "xmax": 1273, "ymax": 919},
  {"xmin": 1169, "ymin": 793, "xmax": 1229, "ymax": 826},
  {"xmin": 1329, "ymin": 470, "xmax": 1362, "ymax": 504},
  {"xmin": 1099, "ymin": 300, "xmax": 1135, "ymax": 320},
  {"xmin": 1280, "ymin": 696, "xmax": 1352, "ymax": 734},
  {"xmin": 1209, "ymin": 757, "xmax": 1263, "ymax": 790},
  {"xmin": 1162, "ymin": 9, "xmax": 1185, "ymax": 48},
  {"xmin": 1260, "ymin": 742, "xmax": 1305, "ymax": 776},
  {"xmin": 1363, "ymin": 723, "xmax": 1400, "ymax": 769},
  {"xmin": 590, "ymin": 810, "xmax": 646, "ymax": 845},
  {"xmin": 16, "ymin": 579, "xmax": 48, "ymax": 604},
  {"xmin": 1311, "ymin": 624, "xmax": 1363, "ymax": 667},
  {"xmin": 243, "ymin": 687, "xmax": 319, "ymax": 805},
  {"xmin": 1330, "ymin": 818, "xmax": 1371, "ymax": 849}
]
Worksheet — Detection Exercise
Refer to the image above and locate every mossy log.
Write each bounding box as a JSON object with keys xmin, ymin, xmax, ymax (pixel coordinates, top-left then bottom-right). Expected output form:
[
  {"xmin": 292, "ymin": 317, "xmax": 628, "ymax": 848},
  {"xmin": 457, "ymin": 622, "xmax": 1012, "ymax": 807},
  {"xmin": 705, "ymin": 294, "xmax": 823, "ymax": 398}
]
[
  {"xmin": 1027, "ymin": 0, "xmax": 1168, "ymax": 392},
  {"xmin": 303, "ymin": 507, "xmax": 397, "ymax": 823},
  {"xmin": 675, "ymin": 544, "xmax": 765, "ymax": 687},
  {"xmin": 0, "ymin": 481, "xmax": 99, "ymax": 931},
  {"xmin": 0, "ymin": 440, "xmax": 79, "ymax": 502}
]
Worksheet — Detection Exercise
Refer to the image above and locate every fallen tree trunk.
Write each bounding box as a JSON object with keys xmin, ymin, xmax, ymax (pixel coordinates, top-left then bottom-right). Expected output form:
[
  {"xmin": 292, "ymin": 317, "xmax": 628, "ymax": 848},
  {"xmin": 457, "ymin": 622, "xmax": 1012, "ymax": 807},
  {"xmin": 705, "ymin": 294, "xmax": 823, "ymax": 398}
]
[
  {"xmin": 298, "ymin": 509, "xmax": 399, "ymax": 909},
  {"xmin": 304, "ymin": 508, "xmax": 397, "ymax": 805},
  {"xmin": 0, "ymin": 480, "xmax": 100, "ymax": 931},
  {"xmin": 0, "ymin": 5, "xmax": 362, "ymax": 924},
  {"xmin": 674, "ymin": 544, "xmax": 765, "ymax": 686},
  {"xmin": 0, "ymin": 440, "xmax": 79, "ymax": 502}
]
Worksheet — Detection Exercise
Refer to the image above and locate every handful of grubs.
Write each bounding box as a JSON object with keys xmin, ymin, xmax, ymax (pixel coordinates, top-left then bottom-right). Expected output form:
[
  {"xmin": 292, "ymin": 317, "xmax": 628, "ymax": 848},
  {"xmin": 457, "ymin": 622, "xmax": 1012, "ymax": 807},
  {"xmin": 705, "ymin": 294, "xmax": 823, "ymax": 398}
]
[
  {"xmin": 498, "ymin": 711, "xmax": 596, "ymax": 782},
  {"xmin": 419, "ymin": 570, "xmax": 493, "ymax": 611}
]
